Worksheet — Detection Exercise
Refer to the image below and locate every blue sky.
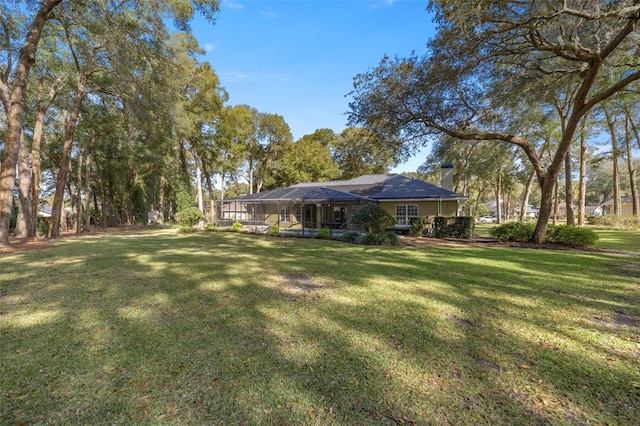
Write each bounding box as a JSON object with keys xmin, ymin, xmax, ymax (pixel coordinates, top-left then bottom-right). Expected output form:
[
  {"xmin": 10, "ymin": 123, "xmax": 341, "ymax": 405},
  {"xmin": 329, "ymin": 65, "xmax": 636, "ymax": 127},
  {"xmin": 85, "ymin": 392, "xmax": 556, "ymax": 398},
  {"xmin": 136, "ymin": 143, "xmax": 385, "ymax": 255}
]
[{"xmin": 191, "ymin": 0, "xmax": 436, "ymax": 172}]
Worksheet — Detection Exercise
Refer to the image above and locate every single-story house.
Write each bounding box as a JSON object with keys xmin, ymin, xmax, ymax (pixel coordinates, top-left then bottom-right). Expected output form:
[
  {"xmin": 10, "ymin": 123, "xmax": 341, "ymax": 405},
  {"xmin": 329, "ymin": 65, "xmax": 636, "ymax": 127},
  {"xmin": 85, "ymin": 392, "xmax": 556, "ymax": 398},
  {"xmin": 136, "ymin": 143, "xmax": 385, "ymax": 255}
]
[
  {"xmin": 602, "ymin": 197, "xmax": 636, "ymax": 216},
  {"xmin": 218, "ymin": 174, "xmax": 467, "ymax": 233}
]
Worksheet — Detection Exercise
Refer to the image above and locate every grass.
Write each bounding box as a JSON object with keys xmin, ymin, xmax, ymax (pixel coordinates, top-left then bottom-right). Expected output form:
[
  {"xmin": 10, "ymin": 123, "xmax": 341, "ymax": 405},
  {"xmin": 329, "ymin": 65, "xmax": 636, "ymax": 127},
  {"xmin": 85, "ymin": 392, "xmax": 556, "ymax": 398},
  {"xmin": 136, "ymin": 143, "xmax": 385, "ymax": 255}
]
[{"xmin": 1, "ymin": 228, "xmax": 639, "ymax": 425}]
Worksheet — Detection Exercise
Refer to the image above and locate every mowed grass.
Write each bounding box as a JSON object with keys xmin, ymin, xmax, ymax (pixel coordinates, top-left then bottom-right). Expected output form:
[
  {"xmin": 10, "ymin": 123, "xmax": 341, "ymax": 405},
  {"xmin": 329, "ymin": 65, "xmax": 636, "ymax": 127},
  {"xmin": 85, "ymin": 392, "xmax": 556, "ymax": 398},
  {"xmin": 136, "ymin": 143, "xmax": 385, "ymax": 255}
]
[{"xmin": 1, "ymin": 229, "xmax": 639, "ymax": 425}]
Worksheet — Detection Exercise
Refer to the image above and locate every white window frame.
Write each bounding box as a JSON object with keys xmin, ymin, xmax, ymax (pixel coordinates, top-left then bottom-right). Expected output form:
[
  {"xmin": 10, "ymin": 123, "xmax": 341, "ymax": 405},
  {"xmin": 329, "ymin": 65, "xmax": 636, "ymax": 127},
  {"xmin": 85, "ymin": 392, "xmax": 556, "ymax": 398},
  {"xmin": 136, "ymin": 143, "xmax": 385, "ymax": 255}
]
[
  {"xmin": 280, "ymin": 206, "xmax": 290, "ymax": 223},
  {"xmin": 295, "ymin": 205, "xmax": 302, "ymax": 223},
  {"xmin": 395, "ymin": 204, "xmax": 419, "ymax": 227}
]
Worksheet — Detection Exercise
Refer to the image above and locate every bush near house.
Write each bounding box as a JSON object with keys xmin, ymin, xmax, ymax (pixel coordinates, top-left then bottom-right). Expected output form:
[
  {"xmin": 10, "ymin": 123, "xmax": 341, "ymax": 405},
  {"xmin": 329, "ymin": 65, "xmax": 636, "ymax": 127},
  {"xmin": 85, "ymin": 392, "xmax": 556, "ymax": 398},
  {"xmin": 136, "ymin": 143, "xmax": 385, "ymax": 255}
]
[
  {"xmin": 409, "ymin": 216, "xmax": 426, "ymax": 237},
  {"xmin": 176, "ymin": 207, "xmax": 205, "ymax": 227},
  {"xmin": 267, "ymin": 225, "xmax": 280, "ymax": 236},
  {"xmin": 433, "ymin": 216, "xmax": 475, "ymax": 239},
  {"xmin": 360, "ymin": 231, "xmax": 399, "ymax": 246},
  {"xmin": 490, "ymin": 222, "xmax": 535, "ymax": 242},
  {"xmin": 490, "ymin": 222, "xmax": 599, "ymax": 247},
  {"xmin": 546, "ymin": 225, "xmax": 599, "ymax": 247},
  {"xmin": 588, "ymin": 215, "xmax": 640, "ymax": 230},
  {"xmin": 351, "ymin": 203, "xmax": 396, "ymax": 233}
]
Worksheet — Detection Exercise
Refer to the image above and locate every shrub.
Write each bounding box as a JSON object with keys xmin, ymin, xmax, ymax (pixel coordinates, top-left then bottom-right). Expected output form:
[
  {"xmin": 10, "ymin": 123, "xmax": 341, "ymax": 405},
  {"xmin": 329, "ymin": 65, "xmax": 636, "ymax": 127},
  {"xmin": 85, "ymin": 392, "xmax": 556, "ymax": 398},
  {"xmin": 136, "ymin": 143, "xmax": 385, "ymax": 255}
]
[
  {"xmin": 546, "ymin": 225, "xmax": 599, "ymax": 247},
  {"xmin": 176, "ymin": 207, "xmax": 205, "ymax": 227},
  {"xmin": 490, "ymin": 222, "xmax": 535, "ymax": 242},
  {"xmin": 232, "ymin": 221, "xmax": 243, "ymax": 232},
  {"xmin": 177, "ymin": 225, "xmax": 194, "ymax": 233},
  {"xmin": 131, "ymin": 182, "xmax": 147, "ymax": 224},
  {"xmin": 360, "ymin": 231, "xmax": 399, "ymax": 246},
  {"xmin": 317, "ymin": 227, "xmax": 331, "ymax": 239},
  {"xmin": 267, "ymin": 225, "xmax": 280, "ymax": 236},
  {"xmin": 204, "ymin": 223, "xmax": 216, "ymax": 231},
  {"xmin": 352, "ymin": 203, "xmax": 396, "ymax": 233},
  {"xmin": 434, "ymin": 216, "xmax": 475, "ymax": 238},
  {"xmin": 588, "ymin": 215, "xmax": 640, "ymax": 230},
  {"xmin": 409, "ymin": 216, "xmax": 426, "ymax": 237},
  {"xmin": 342, "ymin": 231, "xmax": 360, "ymax": 243}
]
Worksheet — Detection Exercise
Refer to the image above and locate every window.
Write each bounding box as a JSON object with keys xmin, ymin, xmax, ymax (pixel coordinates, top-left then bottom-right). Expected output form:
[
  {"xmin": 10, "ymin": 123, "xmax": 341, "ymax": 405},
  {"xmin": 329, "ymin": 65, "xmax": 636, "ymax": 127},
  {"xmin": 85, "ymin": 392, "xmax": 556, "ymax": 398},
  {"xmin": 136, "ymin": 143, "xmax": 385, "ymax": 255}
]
[
  {"xmin": 395, "ymin": 204, "xmax": 418, "ymax": 227},
  {"xmin": 295, "ymin": 205, "xmax": 302, "ymax": 223},
  {"xmin": 280, "ymin": 206, "xmax": 290, "ymax": 223}
]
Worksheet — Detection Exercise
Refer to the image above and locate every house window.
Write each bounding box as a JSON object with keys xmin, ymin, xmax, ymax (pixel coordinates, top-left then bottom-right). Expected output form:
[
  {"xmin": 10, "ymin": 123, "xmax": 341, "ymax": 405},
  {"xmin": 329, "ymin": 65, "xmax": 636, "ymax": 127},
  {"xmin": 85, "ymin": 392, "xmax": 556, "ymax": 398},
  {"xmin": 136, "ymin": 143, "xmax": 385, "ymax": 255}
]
[
  {"xmin": 295, "ymin": 205, "xmax": 302, "ymax": 223},
  {"xmin": 280, "ymin": 206, "xmax": 290, "ymax": 223},
  {"xmin": 395, "ymin": 204, "xmax": 418, "ymax": 227}
]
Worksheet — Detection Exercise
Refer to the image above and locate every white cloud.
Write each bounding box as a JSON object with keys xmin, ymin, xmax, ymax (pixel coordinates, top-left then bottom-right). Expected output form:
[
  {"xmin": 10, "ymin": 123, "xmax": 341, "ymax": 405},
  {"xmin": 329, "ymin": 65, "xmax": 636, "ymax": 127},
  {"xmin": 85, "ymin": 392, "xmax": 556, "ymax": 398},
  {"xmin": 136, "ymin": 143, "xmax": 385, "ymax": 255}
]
[
  {"xmin": 260, "ymin": 9, "xmax": 278, "ymax": 19},
  {"xmin": 219, "ymin": 72, "xmax": 290, "ymax": 83},
  {"xmin": 204, "ymin": 43, "xmax": 215, "ymax": 52},
  {"xmin": 223, "ymin": 1, "xmax": 244, "ymax": 10}
]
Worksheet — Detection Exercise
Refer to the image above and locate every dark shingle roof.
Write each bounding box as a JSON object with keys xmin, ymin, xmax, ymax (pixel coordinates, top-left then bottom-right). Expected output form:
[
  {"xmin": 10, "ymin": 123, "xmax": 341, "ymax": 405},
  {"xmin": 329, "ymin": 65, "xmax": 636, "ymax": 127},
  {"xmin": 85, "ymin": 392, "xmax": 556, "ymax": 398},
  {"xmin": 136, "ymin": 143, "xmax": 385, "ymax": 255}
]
[
  {"xmin": 228, "ymin": 186, "xmax": 371, "ymax": 203},
  {"xmin": 226, "ymin": 174, "xmax": 465, "ymax": 203}
]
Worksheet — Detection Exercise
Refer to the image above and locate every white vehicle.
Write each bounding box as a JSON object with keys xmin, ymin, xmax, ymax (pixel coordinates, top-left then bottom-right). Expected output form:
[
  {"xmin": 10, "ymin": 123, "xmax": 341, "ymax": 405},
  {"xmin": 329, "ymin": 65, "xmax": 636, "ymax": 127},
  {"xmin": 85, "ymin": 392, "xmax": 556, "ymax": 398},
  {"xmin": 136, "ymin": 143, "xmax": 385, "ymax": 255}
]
[{"xmin": 478, "ymin": 215, "xmax": 498, "ymax": 224}]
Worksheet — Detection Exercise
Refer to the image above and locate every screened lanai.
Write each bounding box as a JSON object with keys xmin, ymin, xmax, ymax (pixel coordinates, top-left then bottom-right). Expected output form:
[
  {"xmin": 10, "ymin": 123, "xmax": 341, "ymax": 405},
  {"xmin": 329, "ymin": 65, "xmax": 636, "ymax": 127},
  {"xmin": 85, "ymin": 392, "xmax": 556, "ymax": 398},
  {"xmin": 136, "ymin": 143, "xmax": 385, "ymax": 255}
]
[{"xmin": 217, "ymin": 186, "xmax": 374, "ymax": 234}]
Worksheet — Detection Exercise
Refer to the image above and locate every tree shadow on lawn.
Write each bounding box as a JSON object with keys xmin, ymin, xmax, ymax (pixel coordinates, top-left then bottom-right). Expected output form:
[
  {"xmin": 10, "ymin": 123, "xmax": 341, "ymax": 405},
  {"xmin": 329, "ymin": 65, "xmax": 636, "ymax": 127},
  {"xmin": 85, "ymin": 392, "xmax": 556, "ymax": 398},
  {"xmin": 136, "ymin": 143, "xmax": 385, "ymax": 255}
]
[{"xmin": 1, "ymin": 231, "xmax": 639, "ymax": 424}]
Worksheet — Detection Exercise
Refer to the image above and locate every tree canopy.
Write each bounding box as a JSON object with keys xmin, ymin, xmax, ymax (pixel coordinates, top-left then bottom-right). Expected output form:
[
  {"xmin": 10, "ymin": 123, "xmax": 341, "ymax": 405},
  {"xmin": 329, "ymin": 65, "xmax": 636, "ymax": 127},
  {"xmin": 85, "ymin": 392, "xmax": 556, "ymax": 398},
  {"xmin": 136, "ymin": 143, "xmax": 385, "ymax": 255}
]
[{"xmin": 348, "ymin": 0, "xmax": 640, "ymax": 242}]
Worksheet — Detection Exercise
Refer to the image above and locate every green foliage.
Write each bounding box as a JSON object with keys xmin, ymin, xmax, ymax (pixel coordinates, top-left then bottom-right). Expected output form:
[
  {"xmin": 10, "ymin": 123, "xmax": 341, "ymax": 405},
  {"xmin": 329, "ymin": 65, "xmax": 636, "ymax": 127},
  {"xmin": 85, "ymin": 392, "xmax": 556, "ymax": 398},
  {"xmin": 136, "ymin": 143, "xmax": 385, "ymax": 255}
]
[
  {"xmin": 317, "ymin": 227, "xmax": 331, "ymax": 239},
  {"xmin": 352, "ymin": 203, "xmax": 396, "ymax": 233},
  {"xmin": 332, "ymin": 127, "xmax": 398, "ymax": 179},
  {"xmin": 491, "ymin": 223, "xmax": 599, "ymax": 247},
  {"xmin": 490, "ymin": 222, "xmax": 535, "ymax": 242},
  {"xmin": 267, "ymin": 225, "xmax": 280, "ymax": 236},
  {"xmin": 434, "ymin": 216, "xmax": 475, "ymax": 239},
  {"xmin": 342, "ymin": 231, "xmax": 360, "ymax": 243},
  {"xmin": 174, "ymin": 181, "xmax": 195, "ymax": 214},
  {"xmin": 204, "ymin": 223, "xmax": 216, "ymax": 231},
  {"xmin": 177, "ymin": 225, "xmax": 194, "ymax": 233},
  {"xmin": 232, "ymin": 221, "xmax": 243, "ymax": 232},
  {"xmin": 131, "ymin": 182, "xmax": 147, "ymax": 224},
  {"xmin": 176, "ymin": 207, "xmax": 205, "ymax": 227},
  {"xmin": 409, "ymin": 216, "xmax": 426, "ymax": 237},
  {"xmin": 360, "ymin": 231, "xmax": 399, "ymax": 246},
  {"xmin": 588, "ymin": 215, "xmax": 640, "ymax": 230},
  {"xmin": 546, "ymin": 225, "xmax": 599, "ymax": 247}
]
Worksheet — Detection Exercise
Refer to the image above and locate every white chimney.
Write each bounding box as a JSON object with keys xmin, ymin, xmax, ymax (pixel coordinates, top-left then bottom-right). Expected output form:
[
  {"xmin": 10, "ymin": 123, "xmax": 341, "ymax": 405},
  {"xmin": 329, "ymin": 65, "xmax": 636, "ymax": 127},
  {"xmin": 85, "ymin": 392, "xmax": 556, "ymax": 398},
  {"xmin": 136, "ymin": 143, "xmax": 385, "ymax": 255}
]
[{"xmin": 441, "ymin": 162, "xmax": 453, "ymax": 191}]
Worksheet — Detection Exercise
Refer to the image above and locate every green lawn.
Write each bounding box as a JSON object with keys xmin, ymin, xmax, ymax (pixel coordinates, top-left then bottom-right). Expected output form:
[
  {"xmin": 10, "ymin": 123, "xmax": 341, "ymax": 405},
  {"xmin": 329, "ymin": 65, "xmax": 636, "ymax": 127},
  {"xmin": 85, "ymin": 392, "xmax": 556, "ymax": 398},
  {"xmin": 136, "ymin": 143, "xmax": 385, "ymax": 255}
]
[{"xmin": 1, "ymin": 229, "xmax": 639, "ymax": 425}]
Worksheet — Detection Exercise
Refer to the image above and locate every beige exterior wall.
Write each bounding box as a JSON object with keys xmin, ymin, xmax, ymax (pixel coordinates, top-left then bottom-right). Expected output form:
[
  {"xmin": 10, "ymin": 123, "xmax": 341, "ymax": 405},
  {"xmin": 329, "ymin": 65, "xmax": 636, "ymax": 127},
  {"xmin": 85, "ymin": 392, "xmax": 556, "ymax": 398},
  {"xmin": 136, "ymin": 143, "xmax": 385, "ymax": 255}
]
[
  {"xmin": 378, "ymin": 200, "xmax": 459, "ymax": 226},
  {"xmin": 244, "ymin": 200, "xmax": 459, "ymax": 230}
]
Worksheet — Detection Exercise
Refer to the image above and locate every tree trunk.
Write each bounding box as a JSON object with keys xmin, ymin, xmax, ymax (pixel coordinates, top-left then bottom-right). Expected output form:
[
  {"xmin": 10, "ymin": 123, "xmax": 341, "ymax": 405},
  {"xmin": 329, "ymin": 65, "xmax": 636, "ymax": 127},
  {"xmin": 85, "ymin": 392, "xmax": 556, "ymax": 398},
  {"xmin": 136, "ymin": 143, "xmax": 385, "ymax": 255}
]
[
  {"xmin": 76, "ymin": 150, "xmax": 84, "ymax": 234},
  {"xmin": 159, "ymin": 175, "xmax": 166, "ymax": 221},
  {"xmin": 564, "ymin": 153, "xmax": 575, "ymax": 226},
  {"xmin": 49, "ymin": 86, "xmax": 86, "ymax": 238},
  {"xmin": 553, "ymin": 180, "xmax": 559, "ymax": 225},
  {"xmin": 201, "ymin": 162, "xmax": 216, "ymax": 222},
  {"xmin": 604, "ymin": 107, "xmax": 621, "ymax": 216},
  {"xmin": 519, "ymin": 170, "xmax": 535, "ymax": 222},
  {"xmin": 84, "ymin": 154, "xmax": 92, "ymax": 231},
  {"xmin": 30, "ymin": 76, "xmax": 63, "ymax": 234},
  {"xmin": 0, "ymin": 0, "xmax": 62, "ymax": 245},
  {"xmin": 15, "ymin": 132, "xmax": 34, "ymax": 238},
  {"xmin": 495, "ymin": 173, "xmax": 502, "ymax": 223},
  {"xmin": 578, "ymin": 126, "xmax": 587, "ymax": 226},
  {"xmin": 625, "ymin": 116, "xmax": 639, "ymax": 216}
]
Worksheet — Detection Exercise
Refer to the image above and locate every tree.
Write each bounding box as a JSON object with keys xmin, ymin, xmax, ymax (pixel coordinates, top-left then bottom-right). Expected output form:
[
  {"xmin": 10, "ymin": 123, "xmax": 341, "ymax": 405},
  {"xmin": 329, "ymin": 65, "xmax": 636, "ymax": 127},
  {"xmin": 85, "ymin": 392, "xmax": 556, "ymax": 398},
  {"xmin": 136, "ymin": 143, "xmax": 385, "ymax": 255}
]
[
  {"xmin": 0, "ymin": 0, "xmax": 221, "ymax": 243},
  {"xmin": 276, "ymin": 132, "xmax": 341, "ymax": 186},
  {"xmin": 0, "ymin": 0, "xmax": 62, "ymax": 245},
  {"xmin": 348, "ymin": 1, "xmax": 640, "ymax": 243},
  {"xmin": 331, "ymin": 127, "xmax": 399, "ymax": 179}
]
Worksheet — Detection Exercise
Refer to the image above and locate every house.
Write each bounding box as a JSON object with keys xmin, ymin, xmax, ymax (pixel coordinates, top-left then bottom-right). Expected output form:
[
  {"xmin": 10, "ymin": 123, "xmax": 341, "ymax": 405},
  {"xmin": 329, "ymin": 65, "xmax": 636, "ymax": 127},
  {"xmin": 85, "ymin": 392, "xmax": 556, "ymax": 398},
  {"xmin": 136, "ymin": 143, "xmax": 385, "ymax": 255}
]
[
  {"xmin": 218, "ymin": 174, "xmax": 467, "ymax": 233},
  {"xmin": 602, "ymin": 197, "xmax": 636, "ymax": 216}
]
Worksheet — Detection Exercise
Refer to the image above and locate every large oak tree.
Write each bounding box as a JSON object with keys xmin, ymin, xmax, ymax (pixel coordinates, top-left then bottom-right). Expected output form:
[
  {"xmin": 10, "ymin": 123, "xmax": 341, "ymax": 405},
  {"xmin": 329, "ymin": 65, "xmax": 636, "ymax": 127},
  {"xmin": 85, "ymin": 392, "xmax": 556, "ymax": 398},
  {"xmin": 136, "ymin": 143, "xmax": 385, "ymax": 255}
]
[{"xmin": 348, "ymin": 0, "xmax": 640, "ymax": 243}]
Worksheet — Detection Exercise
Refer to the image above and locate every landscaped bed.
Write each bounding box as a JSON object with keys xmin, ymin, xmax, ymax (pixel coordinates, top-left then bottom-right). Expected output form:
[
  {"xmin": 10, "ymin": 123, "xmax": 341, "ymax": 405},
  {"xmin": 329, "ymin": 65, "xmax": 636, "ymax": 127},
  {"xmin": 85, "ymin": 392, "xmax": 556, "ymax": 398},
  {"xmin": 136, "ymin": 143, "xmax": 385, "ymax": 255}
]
[{"xmin": 1, "ymin": 228, "xmax": 639, "ymax": 424}]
